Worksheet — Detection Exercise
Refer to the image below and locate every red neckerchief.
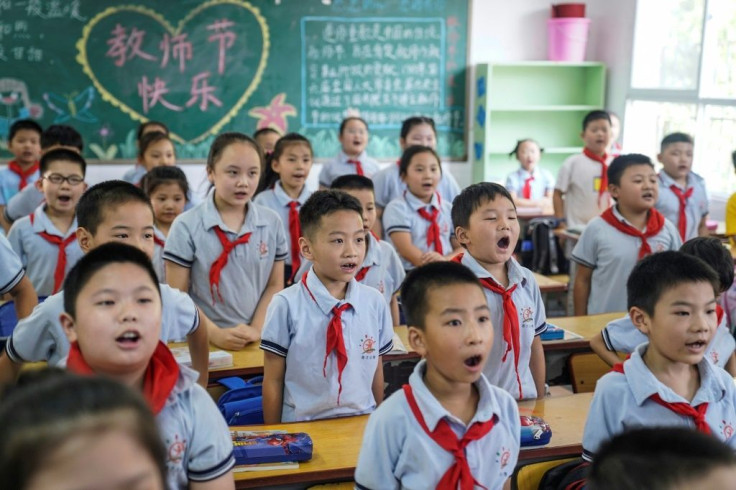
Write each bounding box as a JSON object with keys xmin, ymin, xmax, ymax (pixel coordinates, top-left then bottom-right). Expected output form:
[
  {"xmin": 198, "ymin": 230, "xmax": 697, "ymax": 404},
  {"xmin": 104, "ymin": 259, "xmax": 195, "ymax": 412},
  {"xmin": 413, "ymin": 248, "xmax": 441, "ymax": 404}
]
[
  {"xmin": 29, "ymin": 212, "xmax": 76, "ymax": 294},
  {"xmin": 210, "ymin": 226, "xmax": 251, "ymax": 304},
  {"xmin": 8, "ymin": 160, "xmax": 39, "ymax": 190},
  {"xmin": 355, "ymin": 231, "xmax": 381, "ymax": 282},
  {"xmin": 403, "ymin": 384, "xmax": 494, "ymax": 490},
  {"xmin": 600, "ymin": 207, "xmax": 665, "ymax": 260},
  {"xmin": 346, "ymin": 159, "xmax": 364, "ymax": 176},
  {"xmin": 669, "ymin": 185, "xmax": 694, "ymax": 241},
  {"xmin": 288, "ymin": 200, "xmax": 302, "ymax": 283},
  {"xmin": 610, "ymin": 363, "xmax": 710, "ymax": 434},
  {"xmin": 67, "ymin": 340, "xmax": 179, "ymax": 415},
  {"xmin": 583, "ymin": 148, "xmax": 609, "ymax": 206},
  {"xmin": 522, "ymin": 174, "xmax": 534, "ymax": 199},
  {"xmin": 153, "ymin": 235, "xmax": 165, "ymax": 248},
  {"xmin": 717, "ymin": 304, "xmax": 725, "ymax": 326},
  {"xmin": 301, "ymin": 271, "xmax": 351, "ymax": 404},
  {"xmin": 416, "ymin": 193, "xmax": 443, "ymax": 255},
  {"xmin": 451, "ymin": 253, "xmax": 522, "ymax": 398}
]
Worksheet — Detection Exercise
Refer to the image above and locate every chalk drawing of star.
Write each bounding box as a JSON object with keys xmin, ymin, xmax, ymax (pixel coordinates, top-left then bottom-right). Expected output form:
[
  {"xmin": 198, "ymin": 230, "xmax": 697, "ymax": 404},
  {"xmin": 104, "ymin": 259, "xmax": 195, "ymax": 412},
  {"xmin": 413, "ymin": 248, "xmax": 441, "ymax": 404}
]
[{"xmin": 248, "ymin": 93, "xmax": 297, "ymax": 133}]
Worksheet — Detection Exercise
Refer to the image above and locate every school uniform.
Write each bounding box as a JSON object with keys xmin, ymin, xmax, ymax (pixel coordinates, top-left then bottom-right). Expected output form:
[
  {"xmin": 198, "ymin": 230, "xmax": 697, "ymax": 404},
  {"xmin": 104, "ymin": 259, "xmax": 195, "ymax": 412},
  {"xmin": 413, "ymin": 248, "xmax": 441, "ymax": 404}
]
[
  {"xmin": 354, "ymin": 359, "xmax": 521, "ymax": 490},
  {"xmin": 164, "ymin": 189, "xmax": 288, "ymax": 327},
  {"xmin": 2, "ymin": 184, "xmax": 44, "ymax": 224},
  {"xmin": 571, "ymin": 206, "xmax": 681, "ymax": 314},
  {"xmin": 458, "ymin": 252, "xmax": 547, "ymax": 400},
  {"xmin": 5, "ymin": 284, "xmax": 200, "ymax": 366},
  {"xmin": 582, "ymin": 343, "xmax": 736, "ymax": 461},
  {"xmin": 383, "ymin": 191, "xmax": 453, "ymax": 270},
  {"xmin": 554, "ymin": 152, "xmax": 612, "ymax": 228},
  {"xmin": 253, "ymin": 180, "xmax": 313, "ymax": 274},
  {"xmin": 7, "ymin": 205, "xmax": 82, "ymax": 296},
  {"xmin": 372, "ymin": 162, "xmax": 462, "ymax": 209},
  {"xmin": 152, "ymin": 226, "xmax": 167, "ymax": 282},
  {"xmin": 505, "ymin": 167, "xmax": 556, "ymax": 201},
  {"xmin": 260, "ymin": 267, "xmax": 393, "ymax": 422},
  {"xmin": 0, "ymin": 232, "xmax": 25, "ymax": 295},
  {"xmin": 602, "ymin": 310, "xmax": 736, "ymax": 369},
  {"xmin": 122, "ymin": 164, "xmax": 147, "ymax": 185},
  {"xmin": 318, "ymin": 150, "xmax": 380, "ymax": 187},
  {"xmin": 295, "ymin": 232, "xmax": 405, "ymax": 307},
  {"xmin": 66, "ymin": 341, "xmax": 234, "ymax": 489},
  {"xmin": 0, "ymin": 161, "xmax": 39, "ymax": 205},
  {"xmin": 656, "ymin": 170, "xmax": 709, "ymax": 241}
]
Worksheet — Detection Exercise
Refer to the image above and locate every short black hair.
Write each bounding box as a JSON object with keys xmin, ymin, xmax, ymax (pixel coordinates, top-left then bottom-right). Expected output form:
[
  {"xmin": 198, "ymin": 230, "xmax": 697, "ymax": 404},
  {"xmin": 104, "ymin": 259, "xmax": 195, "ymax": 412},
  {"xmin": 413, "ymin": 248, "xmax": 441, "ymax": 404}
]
[
  {"xmin": 253, "ymin": 127, "xmax": 281, "ymax": 139},
  {"xmin": 8, "ymin": 119, "xmax": 42, "ymax": 142},
  {"xmin": 508, "ymin": 138, "xmax": 543, "ymax": 158},
  {"xmin": 398, "ymin": 145, "xmax": 441, "ymax": 177},
  {"xmin": 680, "ymin": 237, "xmax": 734, "ymax": 293},
  {"xmin": 63, "ymin": 243, "xmax": 160, "ymax": 319},
  {"xmin": 0, "ymin": 368, "xmax": 167, "ymax": 490},
  {"xmin": 588, "ymin": 427, "xmax": 736, "ymax": 490},
  {"xmin": 330, "ymin": 174, "xmax": 374, "ymax": 192},
  {"xmin": 137, "ymin": 131, "xmax": 173, "ymax": 159},
  {"xmin": 140, "ymin": 165, "xmax": 189, "ymax": 200},
  {"xmin": 339, "ymin": 116, "xmax": 368, "ymax": 135},
  {"xmin": 76, "ymin": 180, "xmax": 153, "ymax": 235},
  {"xmin": 660, "ymin": 132, "xmax": 694, "ymax": 152},
  {"xmin": 627, "ymin": 251, "xmax": 719, "ymax": 315},
  {"xmin": 607, "ymin": 153, "xmax": 654, "ymax": 187},
  {"xmin": 41, "ymin": 124, "xmax": 83, "ymax": 151},
  {"xmin": 299, "ymin": 190, "xmax": 363, "ymax": 240},
  {"xmin": 452, "ymin": 182, "xmax": 515, "ymax": 229},
  {"xmin": 582, "ymin": 110, "xmax": 611, "ymax": 131},
  {"xmin": 401, "ymin": 262, "xmax": 484, "ymax": 329},
  {"xmin": 136, "ymin": 121, "xmax": 169, "ymax": 141},
  {"xmin": 39, "ymin": 148, "xmax": 86, "ymax": 176},
  {"xmin": 400, "ymin": 116, "xmax": 436, "ymax": 139}
]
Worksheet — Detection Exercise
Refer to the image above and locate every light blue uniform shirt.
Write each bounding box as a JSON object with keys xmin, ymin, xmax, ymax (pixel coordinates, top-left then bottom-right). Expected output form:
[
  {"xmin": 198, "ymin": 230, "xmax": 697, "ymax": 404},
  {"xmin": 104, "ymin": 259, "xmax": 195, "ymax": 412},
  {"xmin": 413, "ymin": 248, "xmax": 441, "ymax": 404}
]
[
  {"xmin": 460, "ymin": 252, "xmax": 547, "ymax": 400},
  {"xmin": 164, "ymin": 189, "xmax": 288, "ymax": 328},
  {"xmin": 571, "ymin": 206, "xmax": 682, "ymax": 314},
  {"xmin": 253, "ymin": 180, "xmax": 313, "ymax": 267},
  {"xmin": 656, "ymin": 170, "xmax": 709, "ymax": 241},
  {"xmin": 7, "ymin": 205, "xmax": 82, "ymax": 297},
  {"xmin": 602, "ymin": 314, "xmax": 735, "ymax": 369},
  {"xmin": 582, "ymin": 343, "xmax": 736, "ymax": 461},
  {"xmin": 5, "ymin": 284, "xmax": 200, "ymax": 366},
  {"xmin": 159, "ymin": 363, "xmax": 235, "ymax": 489},
  {"xmin": 122, "ymin": 164, "xmax": 147, "ymax": 185},
  {"xmin": 372, "ymin": 161, "xmax": 461, "ymax": 209},
  {"xmin": 383, "ymin": 191, "xmax": 454, "ymax": 270},
  {"xmin": 318, "ymin": 150, "xmax": 380, "ymax": 187},
  {"xmin": 0, "ymin": 232, "xmax": 25, "ymax": 294},
  {"xmin": 354, "ymin": 360, "xmax": 520, "ymax": 490},
  {"xmin": 0, "ymin": 165, "xmax": 39, "ymax": 205},
  {"xmin": 260, "ymin": 267, "xmax": 393, "ymax": 422},
  {"xmin": 152, "ymin": 226, "xmax": 167, "ymax": 282},
  {"xmin": 295, "ymin": 232, "xmax": 405, "ymax": 306},
  {"xmin": 504, "ymin": 167, "xmax": 555, "ymax": 201},
  {"xmin": 3, "ymin": 184, "xmax": 44, "ymax": 223}
]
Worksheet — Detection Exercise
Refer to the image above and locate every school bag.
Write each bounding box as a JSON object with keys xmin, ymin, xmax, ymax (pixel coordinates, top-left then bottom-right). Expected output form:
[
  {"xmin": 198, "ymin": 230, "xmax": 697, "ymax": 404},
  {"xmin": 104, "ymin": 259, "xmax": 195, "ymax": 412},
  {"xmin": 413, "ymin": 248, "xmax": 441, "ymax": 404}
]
[
  {"xmin": 216, "ymin": 376, "xmax": 264, "ymax": 425},
  {"xmin": 524, "ymin": 218, "xmax": 569, "ymax": 275},
  {"xmin": 538, "ymin": 457, "xmax": 589, "ymax": 490}
]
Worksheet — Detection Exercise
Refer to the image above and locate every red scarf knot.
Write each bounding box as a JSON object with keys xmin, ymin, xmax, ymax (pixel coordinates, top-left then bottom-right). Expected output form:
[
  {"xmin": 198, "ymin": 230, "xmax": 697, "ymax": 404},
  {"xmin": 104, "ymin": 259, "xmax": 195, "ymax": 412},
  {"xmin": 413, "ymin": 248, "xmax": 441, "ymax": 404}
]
[
  {"xmin": 600, "ymin": 207, "xmax": 665, "ymax": 260},
  {"xmin": 354, "ymin": 266, "xmax": 370, "ymax": 282},
  {"xmin": 29, "ymin": 212, "xmax": 76, "ymax": 294},
  {"xmin": 670, "ymin": 185, "xmax": 694, "ymax": 241},
  {"xmin": 522, "ymin": 174, "xmax": 534, "ymax": 199},
  {"xmin": 418, "ymin": 196, "xmax": 443, "ymax": 255},
  {"xmin": 288, "ymin": 200, "xmax": 302, "ymax": 282},
  {"xmin": 403, "ymin": 384, "xmax": 494, "ymax": 490},
  {"xmin": 8, "ymin": 160, "xmax": 39, "ymax": 190},
  {"xmin": 209, "ymin": 226, "xmax": 251, "ymax": 304},
  {"xmin": 583, "ymin": 148, "xmax": 609, "ymax": 206},
  {"xmin": 346, "ymin": 159, "xmax": 364, "ymax": 176},
  {"xmin": 153, "ymin": 235, "xmax": 165, "ymax": 248}
]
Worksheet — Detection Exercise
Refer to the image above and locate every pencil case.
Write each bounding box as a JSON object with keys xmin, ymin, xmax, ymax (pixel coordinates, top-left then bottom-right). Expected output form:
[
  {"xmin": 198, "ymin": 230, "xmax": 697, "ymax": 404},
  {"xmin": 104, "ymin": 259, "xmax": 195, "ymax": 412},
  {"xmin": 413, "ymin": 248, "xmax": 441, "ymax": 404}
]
[
  {"xmin": 520, "ymin": 415, "xmax": 552, "ymax": 446},
  {"xmin": 231, "ymin": 431, "xmax": 313, "ymax": 465},
  {"xmin": 540, "ymin": 324, "xmax": 564, "ymax": 341}
]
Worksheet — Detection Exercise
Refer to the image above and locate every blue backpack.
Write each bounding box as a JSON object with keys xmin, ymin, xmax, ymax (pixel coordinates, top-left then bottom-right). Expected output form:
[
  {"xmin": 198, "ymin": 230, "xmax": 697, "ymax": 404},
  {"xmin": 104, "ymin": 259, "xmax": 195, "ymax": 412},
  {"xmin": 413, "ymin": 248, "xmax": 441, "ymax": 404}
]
[{"xmin": 216, "ymin": 376, "xmax": 264, "ymax": 425}]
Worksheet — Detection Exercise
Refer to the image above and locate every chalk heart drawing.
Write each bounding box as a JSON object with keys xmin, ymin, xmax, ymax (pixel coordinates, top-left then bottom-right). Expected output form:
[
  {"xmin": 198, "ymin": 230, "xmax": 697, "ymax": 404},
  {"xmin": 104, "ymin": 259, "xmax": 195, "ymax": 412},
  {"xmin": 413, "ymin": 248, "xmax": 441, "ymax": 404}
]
[{"xmin": 76, "ymin": 1, "xmax": 269, "ymax": 143}]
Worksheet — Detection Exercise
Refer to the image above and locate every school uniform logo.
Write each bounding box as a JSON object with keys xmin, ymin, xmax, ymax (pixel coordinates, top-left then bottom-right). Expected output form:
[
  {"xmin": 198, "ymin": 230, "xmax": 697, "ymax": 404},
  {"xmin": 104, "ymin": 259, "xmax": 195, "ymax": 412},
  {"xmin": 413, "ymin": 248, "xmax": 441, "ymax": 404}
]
[
  {"xmin": 377, "ymin": 280, "xmax": 385, "ymax": 294},
  {"xmin": 521, "ymin": 307, "xmax": 533, "ymax": 325},
  {"xmin": 259, "ymin": 240, "xmax": 269, "ymax": 258},
  {"xmin": 359, "ymin": 334, "xmax": 377, "ymax": 360},
  {"xmin": 655, "ymin": 243, "xmax": 665, "ymax": 252},
  {"xmin": 440, "ymin": 222, "xmax": 449, "ymax": 235},
  {"xmin": 710, "ymin": 350, "xmax": 719, "ymax": 366},
  {"xmin": 496, "ymin": 446, "xmax": 511, "ymax": 476},
  {"xmin": 720, "ymin": 420, "xmax": 734, "ymax": 438},
  {"xmin": 166, "ymin": 434, "xmax": 187, "ymax": 464}
]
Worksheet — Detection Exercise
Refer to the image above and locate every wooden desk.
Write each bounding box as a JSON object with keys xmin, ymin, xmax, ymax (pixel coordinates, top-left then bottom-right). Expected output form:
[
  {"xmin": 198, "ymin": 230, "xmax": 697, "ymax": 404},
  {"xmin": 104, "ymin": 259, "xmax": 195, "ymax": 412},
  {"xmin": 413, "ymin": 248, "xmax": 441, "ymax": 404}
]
[
  {"xmin": 542, "ymin": 312, "xmax": 624, "ymax": 352},
  {"xmin": 232, "ymin": 392, "xmax": 593, "ymax": 488},
  {"xmin": 533, "ymin": 273, "xmax": 568, "ymax": 294}
]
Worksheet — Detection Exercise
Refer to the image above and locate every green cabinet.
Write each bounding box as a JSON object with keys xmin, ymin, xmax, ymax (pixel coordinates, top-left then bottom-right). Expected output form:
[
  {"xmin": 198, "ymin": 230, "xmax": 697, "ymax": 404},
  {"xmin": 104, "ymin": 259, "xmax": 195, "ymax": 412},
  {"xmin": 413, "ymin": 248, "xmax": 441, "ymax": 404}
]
[{"xmin": 472, "ymin": 62, "xmax": 607, "ymax": 183}]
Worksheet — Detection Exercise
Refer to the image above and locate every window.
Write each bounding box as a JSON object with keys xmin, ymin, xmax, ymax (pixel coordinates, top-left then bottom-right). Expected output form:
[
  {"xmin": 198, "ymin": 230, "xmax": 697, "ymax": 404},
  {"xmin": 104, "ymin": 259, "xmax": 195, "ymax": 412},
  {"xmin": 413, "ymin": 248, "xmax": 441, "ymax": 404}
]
[{"xmin": 626, "ymin": 0, "xmax": 736, "ymax": 197}]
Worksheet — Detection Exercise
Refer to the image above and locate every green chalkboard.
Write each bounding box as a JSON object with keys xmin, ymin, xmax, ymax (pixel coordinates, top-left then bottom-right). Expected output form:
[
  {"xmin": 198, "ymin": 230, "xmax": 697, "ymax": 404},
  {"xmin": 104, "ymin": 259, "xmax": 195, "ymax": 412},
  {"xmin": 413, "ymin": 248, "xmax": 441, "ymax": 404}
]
[{"xmin": 0, "ymin": 0, "xmax": 468, "ymax": 160}]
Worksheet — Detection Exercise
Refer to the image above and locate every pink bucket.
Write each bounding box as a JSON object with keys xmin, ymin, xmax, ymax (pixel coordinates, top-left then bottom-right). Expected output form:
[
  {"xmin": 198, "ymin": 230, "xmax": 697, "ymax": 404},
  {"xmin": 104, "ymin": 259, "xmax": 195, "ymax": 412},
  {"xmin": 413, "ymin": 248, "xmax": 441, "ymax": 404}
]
[{"xmin": 547, "ymin": 18, "xmax": 590, "ymax": 62}]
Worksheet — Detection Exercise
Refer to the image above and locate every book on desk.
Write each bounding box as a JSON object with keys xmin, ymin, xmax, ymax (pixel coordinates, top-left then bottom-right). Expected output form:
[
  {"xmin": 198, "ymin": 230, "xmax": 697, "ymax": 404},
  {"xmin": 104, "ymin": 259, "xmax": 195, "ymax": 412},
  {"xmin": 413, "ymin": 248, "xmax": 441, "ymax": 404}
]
[{"xmin": 170, "ymin": 346, "xmax": 234, "ymax": 369}]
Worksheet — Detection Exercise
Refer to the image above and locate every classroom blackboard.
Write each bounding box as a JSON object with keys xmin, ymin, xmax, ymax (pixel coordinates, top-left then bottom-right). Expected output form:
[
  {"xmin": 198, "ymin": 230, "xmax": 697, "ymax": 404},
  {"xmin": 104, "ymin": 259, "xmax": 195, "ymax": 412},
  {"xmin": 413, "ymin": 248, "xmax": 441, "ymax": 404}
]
[{"xmin": 0, "ymin": 0, "xmax": 468, "ymax": 160}]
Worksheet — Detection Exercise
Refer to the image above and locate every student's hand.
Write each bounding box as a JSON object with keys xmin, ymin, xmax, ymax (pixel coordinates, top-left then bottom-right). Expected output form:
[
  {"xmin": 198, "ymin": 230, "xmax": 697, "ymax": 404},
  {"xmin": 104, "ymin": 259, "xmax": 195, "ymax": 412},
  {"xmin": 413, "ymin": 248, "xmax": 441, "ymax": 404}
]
[
  {"xmin": 420, "ymin": 251, "xmax": 446, "ymax": 264},
  {"xmin": 210, "ymin": 324, "xmax": 260, "ymax": 350}
]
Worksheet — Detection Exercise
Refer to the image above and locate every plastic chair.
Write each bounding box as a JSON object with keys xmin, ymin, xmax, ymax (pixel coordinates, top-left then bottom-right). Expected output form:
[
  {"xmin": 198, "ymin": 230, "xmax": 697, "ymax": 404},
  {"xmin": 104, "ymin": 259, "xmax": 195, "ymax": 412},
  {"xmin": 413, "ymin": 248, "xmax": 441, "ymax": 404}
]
[{"xmin": 569, "ymin": 352, "xmax": 611, "ymax": 393}]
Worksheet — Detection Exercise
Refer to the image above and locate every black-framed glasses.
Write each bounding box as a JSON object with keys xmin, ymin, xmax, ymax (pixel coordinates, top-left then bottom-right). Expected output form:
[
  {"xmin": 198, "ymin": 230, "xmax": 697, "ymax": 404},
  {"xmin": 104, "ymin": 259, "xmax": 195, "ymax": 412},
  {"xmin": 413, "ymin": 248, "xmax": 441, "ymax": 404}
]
[{"xmin": 44, "ymin": 174, "xmax": 84, "ymax": 186}]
